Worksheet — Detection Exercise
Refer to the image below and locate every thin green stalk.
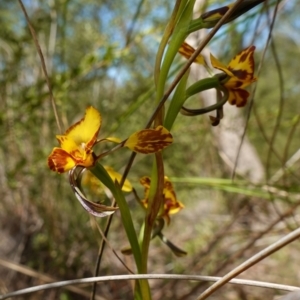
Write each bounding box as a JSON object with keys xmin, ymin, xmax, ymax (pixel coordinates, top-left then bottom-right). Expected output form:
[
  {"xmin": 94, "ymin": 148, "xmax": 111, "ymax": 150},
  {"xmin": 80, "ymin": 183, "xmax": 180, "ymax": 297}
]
[
  {"xmin": 155, "ymin": 0, "xmax": 195, "ymax": 104},
  {"xmin": 90, "ymin": 163, "xmax": 151, "ymax": 300},
  {"xmin": 164, "ymin": 70, "xmax": 189, "ymax": 130},
  {"xmin": 154, "ymin": 0, "xmax": 184, "ymax": 86}
]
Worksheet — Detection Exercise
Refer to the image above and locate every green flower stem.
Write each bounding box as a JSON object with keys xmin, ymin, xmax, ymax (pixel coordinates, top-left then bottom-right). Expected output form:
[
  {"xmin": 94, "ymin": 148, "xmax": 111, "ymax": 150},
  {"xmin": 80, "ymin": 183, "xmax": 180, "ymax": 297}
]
[
  {"xmin": 187, "ymin": 18, "xmax": 206, "ymax": 32},
  {"xmin": 90, "ymin": 163, "xmax": 151, "ymax": 300},
  {"xmin": 165, "ymin": 76, "xmax": 228, "ymax": 123},
  {"xmin": 164, "ymin": 69, "xmax": 189, "ymax": 131},
  {"xmin": 141, "ymin": 223, "xmax": 152, "ymax": 274},
  {"xmin": 181, "ymin": 84, "xmax": 229, "ymax": 116},
  {"xmin": 155, "ymin": 0, "xmax": 195, "ymax": 105},
  {"xmin": 154, "ymin": 0, "xmax": 183, "ymax": 87},
  {"xmin": 185, "ymin": 77, "xmax": 221, "ymax": 98}
]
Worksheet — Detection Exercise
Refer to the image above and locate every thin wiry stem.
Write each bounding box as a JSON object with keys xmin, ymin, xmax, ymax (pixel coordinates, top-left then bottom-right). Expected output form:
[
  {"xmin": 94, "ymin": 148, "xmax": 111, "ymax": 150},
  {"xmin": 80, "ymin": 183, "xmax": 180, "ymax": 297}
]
[
  {"xmin": 18, "ymin": 0, "xmax": 62, "ymax": 133},
  {"xmin": 125, "ymin": 0, "xmax": 146, "ymax": 46},
  {"xmin": 178, "ymin": 198, "xmax": 300, "ymax": 300},
  {"xmin": 1, "ymin": 274, "xmax": 298, "ymax": 300},
  {"xmin": 154, "ymin": 0, "xmax": 182, "ymax": 86},
  {"xmin": 90, "ymin": 214, "xmax": 116, "ymax": 300},
  {"xmin": 250, "ymin": 1, "xmax": 292, "ymax": 178},
  {"xmin": 247, "ymin": 1, "xmax": 280, "ymax": 169},
  {"xmin": 0, "ymin": 258, "xmax": 104, "ymax": 300},
  {"xmin": 90, "ymin": 217, "xmax": 134, "ymax": 275},
  {"xmin": 263, "ymin": 0, "xmax": 294, "ymax": 229},
  {"xmin": 196, "ymin": 226, "xmax": 300, "ymax": 300},
  {"xmin": 271, "ymin": 148, "xmax": 300, "ymax": 183},
  {"xmin": 265, "ymin": 3, "xmax": 285, "ymax": 183}
]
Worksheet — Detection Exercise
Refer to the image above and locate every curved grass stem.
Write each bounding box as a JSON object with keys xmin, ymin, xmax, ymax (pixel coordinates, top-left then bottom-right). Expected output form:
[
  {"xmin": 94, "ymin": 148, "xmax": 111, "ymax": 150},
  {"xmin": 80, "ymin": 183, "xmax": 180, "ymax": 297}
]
[{"xmin": 196, "ymin": 226, "xmax": 300, "ymax": 300}]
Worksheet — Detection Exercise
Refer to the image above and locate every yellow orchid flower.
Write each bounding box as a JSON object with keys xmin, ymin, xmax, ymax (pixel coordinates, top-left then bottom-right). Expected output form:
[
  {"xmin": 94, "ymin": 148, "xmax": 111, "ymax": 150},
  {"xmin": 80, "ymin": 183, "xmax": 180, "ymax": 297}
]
[
  {"xmin": 48, "ymin": 106, "xmax": 101, "ymax": 173},
  {"xmin": 140, "ymin": 176, "xmax": 184, "ymax": 225},
  {"xmin": 210, "ymin": 46, "xmax": 257, "ymax": 107},
  {"xmin": 178, "ymin": 42, "xmax": 257, "ymax": 107}
]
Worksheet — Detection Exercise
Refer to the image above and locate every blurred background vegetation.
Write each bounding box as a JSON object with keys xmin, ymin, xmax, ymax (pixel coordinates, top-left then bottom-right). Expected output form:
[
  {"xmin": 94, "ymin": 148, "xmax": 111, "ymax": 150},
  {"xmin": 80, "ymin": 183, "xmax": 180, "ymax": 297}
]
[{"xmin": 1, "ymin": 0, "xmax": 300, "ymax": 299}]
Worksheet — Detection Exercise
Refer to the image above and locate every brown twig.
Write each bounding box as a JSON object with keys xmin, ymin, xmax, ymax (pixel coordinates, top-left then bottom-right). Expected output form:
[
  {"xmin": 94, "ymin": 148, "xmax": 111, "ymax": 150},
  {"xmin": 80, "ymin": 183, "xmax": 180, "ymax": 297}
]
[
  {"xmin": 178, "ymin": 199, "xmax": 300, "ymax": 299},
  {"xmin": 18, "ymin": 0, "xmax": 62, "ymax": 133},
  {"xmin": 196, "ymin": 225, "xmax": 300, "ymax": 299},
  {"xmin": 0, "ymin": 258, "xmax": 105, "ymax": 300}
]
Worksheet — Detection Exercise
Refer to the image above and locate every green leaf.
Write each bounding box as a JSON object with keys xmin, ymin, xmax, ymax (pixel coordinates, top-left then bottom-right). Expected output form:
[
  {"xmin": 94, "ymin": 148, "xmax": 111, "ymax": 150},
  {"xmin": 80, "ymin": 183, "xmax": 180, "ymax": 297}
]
[
  {"xmin": 169, "ymin": 177, "xmax": 273, "ymax": 199},
  {"xmin": 90, "ymin": 163, "xmax": 142, "ymax": 267},
  {"xmin": 69, "ymin": 165, "xmax": 145, "ymax": 268},
  {"xmin": 156, "ymin": 0, "xmax": 196, "ymax": 101},
  {"xmin": 164, "ymin": 70, "xmax": 189, "ymax": 131},
  {"xmin": 90, "ymin": 163, "xmax": 150, "ymax": 299}
]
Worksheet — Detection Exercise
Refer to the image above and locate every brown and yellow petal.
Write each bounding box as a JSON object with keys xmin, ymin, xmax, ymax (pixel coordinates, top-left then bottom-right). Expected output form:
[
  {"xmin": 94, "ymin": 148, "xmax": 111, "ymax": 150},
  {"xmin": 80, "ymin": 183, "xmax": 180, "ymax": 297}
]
[
  {"xmin": 227, "ymin": 46, "xmax": 256, "ymax": 82},
  {"xmin": 48, "ymin": 148, "xmax": 76, "ymax": 173},
  {"xmin": 125, "ymin": 126, "xmax": 173, "ymax": 154},
  {"xmin": 140, "ymin": 176, "xmax": 151, "ymax": 188},
  {"xmin": 178, "ymin": 42, "xmax": 206, "ymax": 65},
  {"xmin": 164, "ymin": 199, "xmax": 184, "ymax": 215},
  {"xmin": 140, "ymin": 176, "xmax": 183, "ymax": 224},
  {"xmin": 65, "ymin": 106, "xmax": 102, "ymax": 149},
  {"xmin": 224, "ymin": 77, "xmax": 248, "ymax": 90},
  {"xmin": 163, "ymin": 178, "xmax": 177, "ymax": 202},
  {"xmin": 163, "ymin": 177, "xmax": 184, "ymax": 214},
  {"xmin": 162, "ymin": 199, "xmax": 184, "ymax": 225},
  {"xmin": 227, "ymin": 89, "xmax": 250, "ymax": 107},
  {"xmin": 140, "ymin": 176, "xmax": 151, "ymax": 204}
]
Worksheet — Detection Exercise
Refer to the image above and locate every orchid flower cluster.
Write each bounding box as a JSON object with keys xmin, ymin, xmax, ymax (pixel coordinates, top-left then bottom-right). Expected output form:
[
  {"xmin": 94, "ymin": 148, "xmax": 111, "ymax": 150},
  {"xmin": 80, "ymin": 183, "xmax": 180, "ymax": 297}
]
[
  {"xmin": 48, "ymin": 106, "xmax": 173, "ymax": 215},
  {"xmin": 178, "ymin": 42, "xmax": 257, "ymax": 125},
  {"xmin": 47, "ymin": 1, "xmax": 259, "ymax": 297}
]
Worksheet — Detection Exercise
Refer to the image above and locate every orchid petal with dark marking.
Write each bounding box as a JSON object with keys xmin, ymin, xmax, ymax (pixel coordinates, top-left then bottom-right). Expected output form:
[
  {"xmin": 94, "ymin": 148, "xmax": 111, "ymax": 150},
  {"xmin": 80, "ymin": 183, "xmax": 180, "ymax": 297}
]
[
  {"xmin": 211, "ymin": 46, "xmax": 257, "ymax": 107},
  {"xmin": 125, "ymin": 126, "xmax": 173, "ymax": 154},
  {"xmin": 140, "ymin": 176, "xmax": 184, "ymax": 225},
  {"xmin": 178, "ymin": 42, "xmax": 206, "ymax": 65}
]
